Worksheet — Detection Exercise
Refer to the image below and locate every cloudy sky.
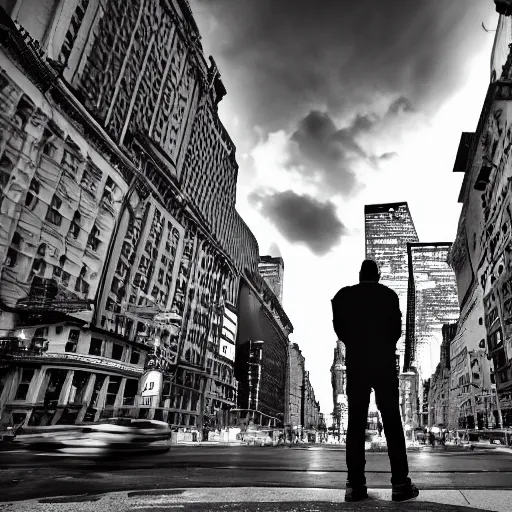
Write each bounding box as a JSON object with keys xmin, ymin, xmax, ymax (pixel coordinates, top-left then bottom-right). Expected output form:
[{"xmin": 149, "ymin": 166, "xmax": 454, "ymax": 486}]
[{"xmin": 189, "ymin": 0, "xmax": 499, "ymax": 415}]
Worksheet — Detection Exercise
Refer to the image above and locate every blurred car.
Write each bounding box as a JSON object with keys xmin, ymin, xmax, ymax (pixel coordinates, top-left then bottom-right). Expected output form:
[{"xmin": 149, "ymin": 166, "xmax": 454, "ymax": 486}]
[{"xmin": 17, "ymin": 418, "xmax": 171, "ymax": 457}]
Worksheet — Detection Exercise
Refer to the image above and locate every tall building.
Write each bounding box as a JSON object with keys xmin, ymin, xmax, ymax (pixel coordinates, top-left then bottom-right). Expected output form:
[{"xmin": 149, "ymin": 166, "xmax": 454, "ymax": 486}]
[
  {"xmin": 0, "ymin": 0, "xmax": 291, "ymax": 436},
  {"xmin": 404, "ymin": 243, "xmax": 460, "ymax": 381},
  {"xmin": 330, "ymin": 339, "xmax": 348, "ymax": 433},
  {"xmin": 258, "ymin": 255, "xmax": 284, "ymax": 305},
  {"xmin": 288, "ymin": 342, "xmax": 305, "ymax": 437},
  {"xmin": 447, "ymin": 10, "xmax": 512, "ymax": 427},
  {"xmin": 427, "ymin": 324, "xmax": 456, "ymax": 428},
  {"xmin": 365, "ymin": 202, "xmax": 419, "ymax": 370}
]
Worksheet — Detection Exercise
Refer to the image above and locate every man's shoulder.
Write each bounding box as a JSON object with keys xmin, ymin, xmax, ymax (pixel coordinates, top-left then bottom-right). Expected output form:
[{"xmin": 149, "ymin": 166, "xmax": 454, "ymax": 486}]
[
  {"xmin": 376, "ymin": 282, "xmax": 399, "ymax": 298},
  {"xmin": 332, "ymin": 285, "xmax": 353, "ymax": 302}
]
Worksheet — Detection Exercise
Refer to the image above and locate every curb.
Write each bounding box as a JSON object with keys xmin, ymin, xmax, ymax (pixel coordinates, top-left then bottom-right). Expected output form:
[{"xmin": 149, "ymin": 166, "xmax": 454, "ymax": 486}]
[{"xmin": 3, "ymin": 487, "xmax": 512, "ymax": 512}]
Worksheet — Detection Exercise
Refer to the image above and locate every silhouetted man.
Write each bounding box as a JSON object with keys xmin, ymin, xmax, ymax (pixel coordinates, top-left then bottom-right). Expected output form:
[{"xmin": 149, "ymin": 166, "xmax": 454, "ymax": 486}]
[{"xmin": 331, "ymin": 259, "xmax": 419, "ymax": 502}]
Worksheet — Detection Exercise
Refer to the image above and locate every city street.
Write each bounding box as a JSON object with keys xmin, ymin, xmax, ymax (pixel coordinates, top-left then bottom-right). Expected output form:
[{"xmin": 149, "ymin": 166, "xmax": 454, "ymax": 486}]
[{"xmin": 1, "ymin": 445, "xmax": 512, "ymax": 504}]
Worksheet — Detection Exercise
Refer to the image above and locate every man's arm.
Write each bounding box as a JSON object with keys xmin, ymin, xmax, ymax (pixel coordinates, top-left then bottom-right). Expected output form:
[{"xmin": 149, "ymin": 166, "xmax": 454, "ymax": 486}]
[
  {"xmin": 331, "ymin": 298, "xmax": 344, "ymax": 341},
  {"xmin": 331, "ymin": 289, "xmax": 348, "ymax": 342},
  {"xmin": 390, "ymin": 292, "xmax": 402, "ymax": 344}
]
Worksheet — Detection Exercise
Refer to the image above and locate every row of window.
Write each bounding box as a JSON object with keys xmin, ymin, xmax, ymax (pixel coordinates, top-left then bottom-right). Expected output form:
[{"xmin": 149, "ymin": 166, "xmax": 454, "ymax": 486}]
[{"xmin": 12, "ymin": 367, "xmax": 139, "ymax": 409}]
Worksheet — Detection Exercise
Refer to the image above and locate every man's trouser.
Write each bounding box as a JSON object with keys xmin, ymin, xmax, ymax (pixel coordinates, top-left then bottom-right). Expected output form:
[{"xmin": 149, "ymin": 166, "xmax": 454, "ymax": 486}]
[{"xmin": 345, "ymin": 365, "xmax": 409, "ymax": 486}]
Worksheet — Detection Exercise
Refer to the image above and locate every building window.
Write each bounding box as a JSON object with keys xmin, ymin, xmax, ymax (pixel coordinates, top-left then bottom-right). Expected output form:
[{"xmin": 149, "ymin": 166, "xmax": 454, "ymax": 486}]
[
  {"xmin": 42, "ymin": 369, "xmax": 68, "ymax": 406},
  {"xmin": 59, "ymin": 0, "xmax": 91, "ymax": 67},
  {"xmin": 130, "ymin": 351, "xmax": 140, "ymax": 365},
  {"xmin": 14, "ymin": 368, "xmax": 35, "ymax": 401},
  {"xmin": 89, "ymin": 337, "xmax": 103, "ymax": 356},
  {"xmin": 123, "ymin": 379, "xmax": 138, "ymax": 406},
  {"xmin": 105, "ymin": 376, "xmax": 121, "ymax": 406},
  {"xmin": 69, "ymin": 211, "xmax": 81, "ymax": 239},
  {"xmin": 67, "ymin": 371, "xmax": 89, "ymax": 404},
  {"xmin": 89, "ymin": 374, "xmax": 106, "ymax": 408},
  {"xmin": 87, "ymin": 225, "xmax": 101, "ymax": 252},
  {"xmin": 45, "ymin": 195, "xmax": 63, "ymax": 226},
  {"xmin": 25, "ymin": 179, "xmax": 39, "ymax": 210},
  {"xmin": 111, "ymin": 343, "xmax": 124, "ymax": 361},
  {"xmin": 65, "ymin": 329, "xmax": 80, "ymax": 353}
]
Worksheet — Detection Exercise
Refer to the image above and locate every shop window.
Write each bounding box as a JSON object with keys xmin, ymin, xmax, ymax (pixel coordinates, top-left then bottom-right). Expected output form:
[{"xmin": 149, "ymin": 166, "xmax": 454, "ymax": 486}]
[
  {"xmin": 65, "ymin": 329, "xmax": 80, "ymax": 352},
  {"xmin": 130, "ymin": 350, "xmax": 140, "ymax": 365},
  {"xmin": 105, "ymin": 376, "xmax": 121, "ymax": 406},
  {"xmin": 123, "ymin": 379, "xmax": 138, "ymax": 406},
  {"xmin": 111, "ymin": 343, "xmax": 124, "ymax": 361},
  {"xmin": 89, "ymin": 337, "xmax": 103, "ymax": 356},
  {"xmin": 42, "ymin": 369, "xmax": 68, "ymax": 406},
  {"xmin": 68, "ymin": 371, "xmax": 89, "ymax": 404},
  {"xmin": 14, "ymin": 368, "xmax": 35, "ymax": 401},
  {"xmin": 90, "ymin": 374, "xmax": 106, "ymax": 408}
]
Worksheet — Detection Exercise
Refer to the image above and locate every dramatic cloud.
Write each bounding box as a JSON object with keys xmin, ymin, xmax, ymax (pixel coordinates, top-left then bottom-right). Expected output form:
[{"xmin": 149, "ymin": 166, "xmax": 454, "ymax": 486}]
[
  {"xmin": 192, "ymin": 0, "xmax": 495, "ymax": 135},
  {"xmin": 249, "ymin": 190, "xmax": 346, "ymax": 256},
  {"xmin": 285, "ymin": 97, "xmax": 419, "ymax": 196}
]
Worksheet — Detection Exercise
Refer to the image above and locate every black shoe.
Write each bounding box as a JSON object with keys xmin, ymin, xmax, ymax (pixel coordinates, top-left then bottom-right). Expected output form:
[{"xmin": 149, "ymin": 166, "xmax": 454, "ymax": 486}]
[
  {"xmin": 345, "ymin": 484, "xmax": 368, "ymax": 502},
  {"xmin": 392, "ymin": 478, "xmax": 420, "ymax": 502}
]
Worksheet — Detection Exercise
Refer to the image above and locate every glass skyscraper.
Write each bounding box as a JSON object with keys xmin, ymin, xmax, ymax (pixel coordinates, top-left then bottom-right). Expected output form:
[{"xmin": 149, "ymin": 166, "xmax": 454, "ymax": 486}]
[
  {"xmin": 365, "ymin": 202, "xmax": 419, "ymax": 371},
  {"xmin": 405, "ymin": 243, "xmax": 460, "ymax": 383}
]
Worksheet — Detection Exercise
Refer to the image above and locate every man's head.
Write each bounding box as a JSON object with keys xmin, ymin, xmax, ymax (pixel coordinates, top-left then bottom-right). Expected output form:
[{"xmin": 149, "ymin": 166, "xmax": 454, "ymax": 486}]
[{"xmin": 359, "ymin": 259, "xmax": 380, "ymax": 282}]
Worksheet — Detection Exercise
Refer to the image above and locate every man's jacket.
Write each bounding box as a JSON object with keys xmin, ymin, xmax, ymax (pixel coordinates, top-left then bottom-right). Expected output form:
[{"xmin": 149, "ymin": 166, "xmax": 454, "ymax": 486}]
[{"xmin": 331, "ymin": 282, "xmax": 402, "ymax": 368}]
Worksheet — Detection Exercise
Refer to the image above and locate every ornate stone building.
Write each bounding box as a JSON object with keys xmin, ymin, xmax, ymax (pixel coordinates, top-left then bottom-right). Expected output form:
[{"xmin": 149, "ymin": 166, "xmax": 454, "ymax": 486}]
[
  {"xmin": 0, "ymin": 0, "xmax": 278, "ymax": 434},
  {"xmin": 427, "ymin": 324, "xmax": 456, "ymax": 428},
  {"xmin": 287, "ymin": 342, "xmax": 304, "ymax": 436},
  {"xmin": 330, "ymin": 340, "xmax": 347, "ymax": 434},
  {"xmin": 258, "ymin": 255, "xmax": 284, "ymax": 305},
  {"xmin": 448, "ymin": 10, "xmax": 512, "ymax": 428}
]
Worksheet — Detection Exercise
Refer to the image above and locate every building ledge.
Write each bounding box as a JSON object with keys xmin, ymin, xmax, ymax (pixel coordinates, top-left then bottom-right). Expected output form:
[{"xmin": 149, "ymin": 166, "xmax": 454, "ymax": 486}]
[{"xmin": 7, "ymin": 352, "xmax": 144, "ymax": 377}]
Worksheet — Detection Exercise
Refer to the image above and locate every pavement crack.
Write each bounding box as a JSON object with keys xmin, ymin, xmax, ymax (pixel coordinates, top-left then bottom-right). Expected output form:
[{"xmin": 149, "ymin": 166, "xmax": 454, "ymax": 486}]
[{"xmin": 458, "ymin": 490, "xmax": 471, "ymax": 505}]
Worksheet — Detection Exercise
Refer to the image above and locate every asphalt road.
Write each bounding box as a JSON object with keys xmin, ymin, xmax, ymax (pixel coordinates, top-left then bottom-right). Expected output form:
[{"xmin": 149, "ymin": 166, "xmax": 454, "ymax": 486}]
[{"xmin": 1, "ymin": 445, "xmax": 512, "ymax": 503}]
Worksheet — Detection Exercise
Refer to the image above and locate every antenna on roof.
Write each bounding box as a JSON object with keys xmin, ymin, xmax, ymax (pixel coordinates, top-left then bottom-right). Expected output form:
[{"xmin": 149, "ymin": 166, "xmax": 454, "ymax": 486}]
[{"xmin": 482, "ymin": 22, "xmax": 497, "ymax": 32}]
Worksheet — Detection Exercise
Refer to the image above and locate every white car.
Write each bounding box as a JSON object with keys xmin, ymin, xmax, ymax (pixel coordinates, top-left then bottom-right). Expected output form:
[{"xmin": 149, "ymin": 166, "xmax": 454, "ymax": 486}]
[{"xmin": 20, "ymin": 418, "xmax": 172, "ymax": 457}]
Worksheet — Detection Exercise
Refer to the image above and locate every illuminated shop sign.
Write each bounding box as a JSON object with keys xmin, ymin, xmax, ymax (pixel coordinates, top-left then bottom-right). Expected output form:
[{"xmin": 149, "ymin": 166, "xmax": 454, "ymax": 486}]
[
  {"xmin": 219, "ymin": 339, "xmax": 235, "ymax": 361},
  {"xmin": 141, "ymin": 370, "xmax": 162, "ymax": 397}
]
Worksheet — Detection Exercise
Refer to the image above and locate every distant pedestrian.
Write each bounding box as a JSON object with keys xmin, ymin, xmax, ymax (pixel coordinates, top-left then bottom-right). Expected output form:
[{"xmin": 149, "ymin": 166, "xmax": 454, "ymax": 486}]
[
  {"xmin": 377, "ymin": 421, "xmax": 383, "ymax": 437},
  {"xmin": 332, "ymin": 259, "xmax": 419, "ymax": 503},
  {"xmin": 429, "ymin": 432, "xmax": 435, "ymax": 447}
]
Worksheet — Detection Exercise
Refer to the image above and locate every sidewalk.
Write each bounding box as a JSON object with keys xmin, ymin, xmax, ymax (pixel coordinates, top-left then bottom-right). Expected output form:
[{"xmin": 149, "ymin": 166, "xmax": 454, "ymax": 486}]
[{"xmin": 4, "ymin": 487, "xmax": 512, "ymax": 511}]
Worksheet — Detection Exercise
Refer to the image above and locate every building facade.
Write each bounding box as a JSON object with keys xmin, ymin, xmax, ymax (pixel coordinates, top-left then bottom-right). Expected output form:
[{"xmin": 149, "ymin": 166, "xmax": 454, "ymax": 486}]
[
  {"xmin": 427, "ymin": 324, "xmax": 456, "ymax": 428},
  {"xmin": 365, "ymin": 202, "xmax": 419, "ymax": 371},
  {"xmin": 404, "ymin": 243, "xmax": 460, "ymax": 381},
  {"xmin": 258, "ymin": 255, "xmax": 284, "ymax": 305},
  {"xmin": 0, "ymin": 0, "xmax": 287, "ymax": 436},
  {"xmin": 447, "ymin": 10, "xmax": 512, "ymax": 428},
  {"xmin": 234, "ymin": 269, "xmax": 292, "ymax": 429},
  {"xmin": 302, "ymin": 370, "xmax": 321, "ymax": 440},
  {"xmin": 288, "ymin": 342, "xmax": 305, "ymax": 437},
  {"xmin": 330, "ymin": 339, "xmax": 348, "ymax": 435}
]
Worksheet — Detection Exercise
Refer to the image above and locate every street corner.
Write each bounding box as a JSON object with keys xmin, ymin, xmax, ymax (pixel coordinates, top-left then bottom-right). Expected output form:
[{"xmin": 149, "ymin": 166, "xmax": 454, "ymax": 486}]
[{"xmin": 3, "ymin": 488, "xmax": 512, "ymax": 512}]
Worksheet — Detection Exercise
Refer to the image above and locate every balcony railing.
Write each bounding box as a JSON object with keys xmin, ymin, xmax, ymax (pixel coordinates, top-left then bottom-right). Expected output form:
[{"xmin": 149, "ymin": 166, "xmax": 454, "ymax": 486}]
[{"xmin": 0, "ymin": 337, "xmax": 48, "ymax": 356}]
